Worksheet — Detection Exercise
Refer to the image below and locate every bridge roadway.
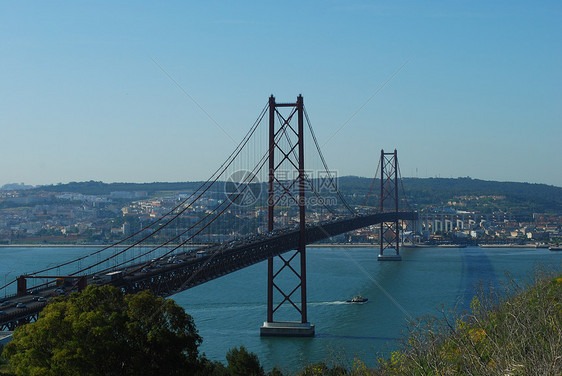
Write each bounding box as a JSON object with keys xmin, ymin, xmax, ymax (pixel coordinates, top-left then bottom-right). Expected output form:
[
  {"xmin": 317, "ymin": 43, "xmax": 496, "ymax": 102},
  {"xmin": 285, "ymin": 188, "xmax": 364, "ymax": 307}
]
[{"xmin": 0, "ymin": 211, "xmax": 417, "ymax": 330}]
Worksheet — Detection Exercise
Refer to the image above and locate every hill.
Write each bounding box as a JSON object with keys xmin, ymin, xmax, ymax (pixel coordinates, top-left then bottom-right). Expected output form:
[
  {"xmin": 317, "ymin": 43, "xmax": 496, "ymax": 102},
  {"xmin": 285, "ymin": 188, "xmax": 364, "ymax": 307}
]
[
  {"xmin": 32, "ymin": 177, "xmax": 562, "ymax": 214},
  {"xmin": 34, "ymin": 180, "xmax": 208, "ymax": 196},
  {"xmin": 338, "ymin": 176, "xmax": 562, "ymax": 214}
]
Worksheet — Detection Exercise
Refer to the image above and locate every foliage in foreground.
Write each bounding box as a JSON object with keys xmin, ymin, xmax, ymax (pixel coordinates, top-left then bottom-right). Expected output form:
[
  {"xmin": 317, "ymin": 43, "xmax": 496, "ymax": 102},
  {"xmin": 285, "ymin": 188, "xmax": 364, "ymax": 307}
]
[
  {"xmin": 268, "ymin": 272, "xmax": 562, "ymax": 375},
  {"xmin": 3, "ymin": 273, "xmax": 561, "ymax": 375},
  {"xmin": 0, "ymin": 345, "xmax": 14, "ymax": 376},
  {"xmin": 253, "ymin": 271, "xmax": 562, "ymax": 376},
  {"xmin": 3, "ymin": 285, "xmax": 202, "ymax": 376},
  {"xmin": 1, "ymin": 286, "xmax": 273, "ymax": 376},
  {"xmin": 376, "ymin": 272, "xmax": 562, "ymax": 376}
]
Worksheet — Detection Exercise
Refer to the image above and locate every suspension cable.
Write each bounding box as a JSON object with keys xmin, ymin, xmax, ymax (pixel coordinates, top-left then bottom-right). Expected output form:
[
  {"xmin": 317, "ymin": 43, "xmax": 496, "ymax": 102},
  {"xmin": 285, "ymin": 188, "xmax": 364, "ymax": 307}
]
[
  {"xmin": 397, "ymin": 162, "xmax": 412, "ymax": 211},
  {"xmin": 363, "ymin": 160, "xmax": 381, "ymax": 208},
  {"xmin": 275, "ymin": 113, "xmax": 337, "ymax": 217},
  {"xmin": 11, "ymin": 103, "xmax": 268, "ymax": 286},
  {"xmin": 113, "ymin": 113, "xmax": 285, "ymax": 276},
  {"xmin": 304, "ymin": 106, "xmax": 355, "ymax": 215},
  {"xmin": 18, "ymin": 105, "xmax": 272, "ymax": 292},
  {"xmin": 69, "ymin": 104, "xmax": 269, "ymax": 276},
  {"xmin": 94, "ymin": 107, "xmax": 290, "ymax": 276}
]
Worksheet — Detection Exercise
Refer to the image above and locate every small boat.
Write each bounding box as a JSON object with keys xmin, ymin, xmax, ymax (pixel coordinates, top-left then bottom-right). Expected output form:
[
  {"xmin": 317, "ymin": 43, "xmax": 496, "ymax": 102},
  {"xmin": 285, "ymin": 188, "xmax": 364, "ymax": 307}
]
[
  {"xmin": 347, "ymin": 294, "xmax": 368, "ymax": 303},
  {"xmin": 549, "ymin": 246, "xmax": 562, "ymax": 251}
]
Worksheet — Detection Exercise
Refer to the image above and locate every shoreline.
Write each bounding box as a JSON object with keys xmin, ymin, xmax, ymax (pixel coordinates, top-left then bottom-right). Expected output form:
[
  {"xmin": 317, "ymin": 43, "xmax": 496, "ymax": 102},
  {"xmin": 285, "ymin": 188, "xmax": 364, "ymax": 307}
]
[
  {"xmin": 0, "ymin": 244, "xmax": 208, "ymax": 248},
  {"xmin": 308, "ymin": 243, "xmax": 378, "ymax": 248},
  {"xmin": 0, "ymin": 243, "xmax": 380, "ymax": 249},
  {"xmin": 0, "ymin": 243, "xmax": 550, "ymax": 249}
]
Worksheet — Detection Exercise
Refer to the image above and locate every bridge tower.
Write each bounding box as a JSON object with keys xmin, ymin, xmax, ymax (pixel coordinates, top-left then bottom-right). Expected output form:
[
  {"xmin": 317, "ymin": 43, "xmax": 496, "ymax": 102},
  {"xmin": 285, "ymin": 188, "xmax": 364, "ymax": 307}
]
[
  {"xmin": 260, "ymin": 95, "xmax": 314, "ymax": 337},
  {"xmin": 378, "ymin": 149, "xmax": 402, "ymax": 261}
]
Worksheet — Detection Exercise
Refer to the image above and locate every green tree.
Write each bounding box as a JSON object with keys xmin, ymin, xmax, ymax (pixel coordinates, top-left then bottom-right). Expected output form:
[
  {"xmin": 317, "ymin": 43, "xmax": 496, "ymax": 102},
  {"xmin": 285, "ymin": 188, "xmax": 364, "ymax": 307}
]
[
  {"xmin": 198, "ymin": 358, "xmax": 229, "ymax": 376},
  {"xmin": 297, "ymin": 361, "xmax": 347, "ymax": 376},
  {"xmin": 0, "ymin": 344, "xmax": 15, "ymax": 376},
  {"xmin": 267, "ymin": 366, "xmax": 285, "ymax": 376},
  {"xmin": 226, "ymin": 346, "xmax": 264, "ymax": 376},
  {"xmin": 3, "ymin": 285, "xmax": 202, "ymax": 376}
]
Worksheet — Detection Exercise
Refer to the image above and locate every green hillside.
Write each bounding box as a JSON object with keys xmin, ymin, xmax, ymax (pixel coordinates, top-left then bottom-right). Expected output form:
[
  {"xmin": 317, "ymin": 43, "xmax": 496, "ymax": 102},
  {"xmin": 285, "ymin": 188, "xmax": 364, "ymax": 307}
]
[
  {"xmin": 338, "ymin": 176, "xmax": 562, "ymax": 214},
  {"xmin": 31, "ymin": 177, "xmax": 562, "ymax": 214}
]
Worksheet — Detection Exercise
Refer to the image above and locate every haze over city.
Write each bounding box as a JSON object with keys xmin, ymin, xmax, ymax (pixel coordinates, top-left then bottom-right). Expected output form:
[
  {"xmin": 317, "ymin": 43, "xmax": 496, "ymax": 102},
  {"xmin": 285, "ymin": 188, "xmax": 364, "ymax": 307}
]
[{"xmin": 1, "ymin": 1, "xmax": 561, "ymax": 187}]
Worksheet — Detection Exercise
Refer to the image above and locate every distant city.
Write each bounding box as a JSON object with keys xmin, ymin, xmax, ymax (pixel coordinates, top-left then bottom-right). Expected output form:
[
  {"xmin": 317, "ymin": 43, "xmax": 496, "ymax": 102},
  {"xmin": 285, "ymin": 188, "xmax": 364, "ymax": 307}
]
[{"xmin": 1, "ymin": 177, "xmax": 560, "ymax": 247}]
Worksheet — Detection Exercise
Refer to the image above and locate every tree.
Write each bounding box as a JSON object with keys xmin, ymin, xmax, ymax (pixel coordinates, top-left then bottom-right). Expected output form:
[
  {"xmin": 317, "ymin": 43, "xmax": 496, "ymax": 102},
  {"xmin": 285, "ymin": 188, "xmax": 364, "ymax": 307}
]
[
  {"xmin": 267, "ymin": 366, "xmax": 285, "ymax": 376},
  {"xmin": 3, "ymin": 285, "xmax": 203, "ymax": 376},
  {"xmin": 226, "ymin": 346, "xmax": 264, "ymax": 376},
  {"xmin": 198, "ymin": 358, "xmax": 229, "ymax": 376},
  {"xmin": 297, "ymin": 362, "xmax": 347, "ymax": 376},
  {"xmin": 0, "ymin": 344, "xmax": 15, "ymax": 376}
]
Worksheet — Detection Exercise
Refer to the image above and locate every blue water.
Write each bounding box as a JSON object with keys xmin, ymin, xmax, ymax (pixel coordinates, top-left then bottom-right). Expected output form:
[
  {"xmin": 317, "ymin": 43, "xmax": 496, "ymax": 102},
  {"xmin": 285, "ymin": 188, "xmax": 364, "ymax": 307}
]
[{"xmin": 1, "ymin": 245, "xmax": 560, "ymax": 372}]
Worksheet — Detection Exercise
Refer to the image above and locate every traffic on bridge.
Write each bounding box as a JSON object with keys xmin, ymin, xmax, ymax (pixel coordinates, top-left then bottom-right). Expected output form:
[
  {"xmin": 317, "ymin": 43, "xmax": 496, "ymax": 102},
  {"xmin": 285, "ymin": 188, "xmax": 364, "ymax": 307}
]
[
  {"xmin": 1, "ymin": 96, "xmax": 416, "ymax": 336},
  {"xmin": 0, "ymin": 211, "xmax": 416, "ymax": 331}
]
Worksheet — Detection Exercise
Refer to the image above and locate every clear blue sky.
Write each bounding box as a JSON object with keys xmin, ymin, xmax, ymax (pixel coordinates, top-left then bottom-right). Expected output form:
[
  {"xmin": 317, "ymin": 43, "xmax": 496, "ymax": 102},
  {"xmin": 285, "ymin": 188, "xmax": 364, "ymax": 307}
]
[{"xmin": 1, "ymin": 1, "xmax": 561, "ymax": 187}]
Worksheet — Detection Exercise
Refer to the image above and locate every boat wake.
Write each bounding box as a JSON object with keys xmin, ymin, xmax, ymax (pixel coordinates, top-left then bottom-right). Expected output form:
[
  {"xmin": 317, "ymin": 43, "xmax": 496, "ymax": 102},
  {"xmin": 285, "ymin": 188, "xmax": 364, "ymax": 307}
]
[{"xmin": 309, "ymin": 301, "xmax": 348, "ymax": 306}]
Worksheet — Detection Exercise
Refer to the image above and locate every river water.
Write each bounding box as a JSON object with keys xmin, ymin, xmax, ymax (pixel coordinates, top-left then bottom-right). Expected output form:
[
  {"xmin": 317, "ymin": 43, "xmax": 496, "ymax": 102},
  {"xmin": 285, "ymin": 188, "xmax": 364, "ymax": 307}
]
[{"xmin": 1, "ymin": 245, "xmax": 560, "ymax": 372}]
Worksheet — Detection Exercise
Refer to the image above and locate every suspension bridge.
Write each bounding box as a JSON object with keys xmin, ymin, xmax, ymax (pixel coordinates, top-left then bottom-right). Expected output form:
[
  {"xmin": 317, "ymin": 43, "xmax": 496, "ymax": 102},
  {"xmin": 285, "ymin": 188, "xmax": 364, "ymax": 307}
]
[{"xmin": 0, "ymin": 95, "xmax": 417, "ymax": 336}]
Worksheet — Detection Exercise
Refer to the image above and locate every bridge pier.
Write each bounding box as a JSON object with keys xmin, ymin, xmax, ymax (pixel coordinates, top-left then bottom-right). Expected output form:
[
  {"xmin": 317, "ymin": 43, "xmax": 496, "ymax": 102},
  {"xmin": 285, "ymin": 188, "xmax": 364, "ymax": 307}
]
[
  {"xmin": 378, "ymin": 254, "xmax": 402, "ymax": 261},
  {"xmin": 261, "ymin": 95, "xmax": 314, "ymax": 337},
  {"xmin": 260, "ymin": 321, "xmax": 315, "ymax": 337},
  {"xmin": 378, "ymin": 150, "xmax": 402, "ymax": 261}
]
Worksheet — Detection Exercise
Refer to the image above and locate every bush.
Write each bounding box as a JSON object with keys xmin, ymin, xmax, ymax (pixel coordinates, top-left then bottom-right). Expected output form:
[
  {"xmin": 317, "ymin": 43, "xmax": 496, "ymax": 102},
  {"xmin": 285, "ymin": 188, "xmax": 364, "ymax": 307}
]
[
  {"xmin": 376, "ymin": 271, "xmax": 562, "ymax": 375},
  {"xmin": 3, "ymin": 285, "xmax": 203, "ymax": 376},
  {"xmin": 226, "ymin": 346, "xmax": 264, "ymax": 376}
]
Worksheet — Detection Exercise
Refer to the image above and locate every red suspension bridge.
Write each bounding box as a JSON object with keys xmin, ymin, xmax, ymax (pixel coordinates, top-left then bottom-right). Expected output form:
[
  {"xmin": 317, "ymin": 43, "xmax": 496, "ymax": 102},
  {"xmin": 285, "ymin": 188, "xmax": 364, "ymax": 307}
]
[{"xmin": 0, "ymin": 95, "xmax": 417, "ymax": 336}]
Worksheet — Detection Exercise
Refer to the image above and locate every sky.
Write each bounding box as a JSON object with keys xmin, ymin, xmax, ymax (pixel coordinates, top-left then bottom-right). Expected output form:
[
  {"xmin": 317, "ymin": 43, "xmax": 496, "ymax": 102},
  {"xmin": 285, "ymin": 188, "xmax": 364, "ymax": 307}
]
[{"xmin": 1, "ymin": 1, "xmax": 561, "ymax": 188}]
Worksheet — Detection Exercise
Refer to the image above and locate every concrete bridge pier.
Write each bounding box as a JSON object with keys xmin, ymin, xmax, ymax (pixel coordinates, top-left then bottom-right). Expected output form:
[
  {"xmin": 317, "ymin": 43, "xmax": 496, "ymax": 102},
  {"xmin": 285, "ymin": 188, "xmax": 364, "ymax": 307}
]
[
  {"xmin": 378, "ymin": 253, "xmax": 402, "ymax": 261},
  {"xmin": 260, "ymin": 321, "xmax": 315, "ymax": 337}
]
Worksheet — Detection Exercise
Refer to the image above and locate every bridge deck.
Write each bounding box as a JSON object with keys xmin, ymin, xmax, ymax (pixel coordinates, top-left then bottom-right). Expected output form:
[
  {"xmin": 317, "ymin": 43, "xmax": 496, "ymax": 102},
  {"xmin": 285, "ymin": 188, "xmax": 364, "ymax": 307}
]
[{"xmin": 0, "ymin": 211, "xmax": 417, "ymax": 330}]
